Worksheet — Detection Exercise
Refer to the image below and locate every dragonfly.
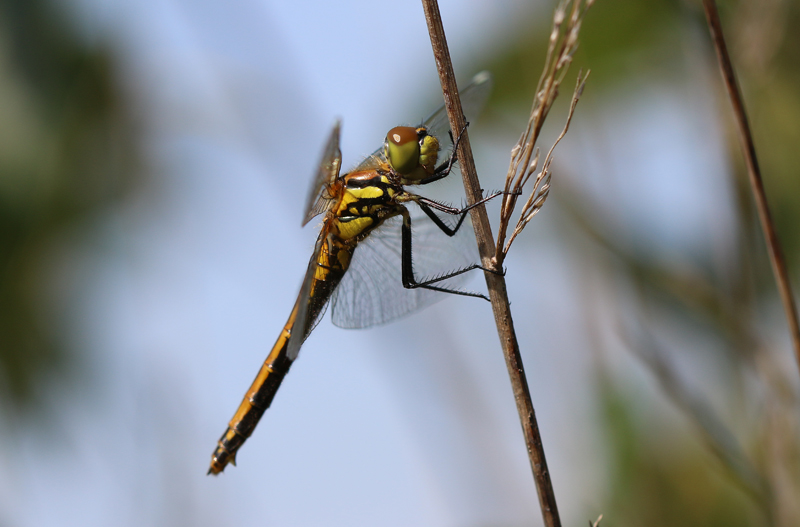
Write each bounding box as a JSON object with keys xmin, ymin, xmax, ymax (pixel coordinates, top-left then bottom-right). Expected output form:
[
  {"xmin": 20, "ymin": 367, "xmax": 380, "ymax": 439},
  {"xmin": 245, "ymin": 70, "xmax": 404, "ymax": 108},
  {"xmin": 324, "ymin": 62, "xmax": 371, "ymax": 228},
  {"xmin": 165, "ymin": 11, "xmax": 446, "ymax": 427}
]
[{"xmin": 209, "ymin": 72, "xmax": 496, "ymax": 475}]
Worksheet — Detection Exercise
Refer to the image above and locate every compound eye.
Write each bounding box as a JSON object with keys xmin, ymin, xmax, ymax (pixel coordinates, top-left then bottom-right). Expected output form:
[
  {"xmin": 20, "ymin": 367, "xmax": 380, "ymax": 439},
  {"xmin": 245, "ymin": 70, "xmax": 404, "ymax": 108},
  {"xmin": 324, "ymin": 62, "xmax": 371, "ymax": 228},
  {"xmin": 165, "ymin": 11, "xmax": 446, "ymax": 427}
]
[{"xmin": 384, "ymin": 126, "xmax": 420, "ymax": 175}]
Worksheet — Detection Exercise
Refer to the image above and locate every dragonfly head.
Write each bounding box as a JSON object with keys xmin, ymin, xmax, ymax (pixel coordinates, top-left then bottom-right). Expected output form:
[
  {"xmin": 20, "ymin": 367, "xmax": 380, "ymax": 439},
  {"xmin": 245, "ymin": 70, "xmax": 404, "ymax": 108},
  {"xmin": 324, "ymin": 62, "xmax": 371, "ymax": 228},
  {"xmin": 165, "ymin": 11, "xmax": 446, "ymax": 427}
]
[{"xmin": 384, "ymin": 126, "xmax": 439, "ymax": 181}]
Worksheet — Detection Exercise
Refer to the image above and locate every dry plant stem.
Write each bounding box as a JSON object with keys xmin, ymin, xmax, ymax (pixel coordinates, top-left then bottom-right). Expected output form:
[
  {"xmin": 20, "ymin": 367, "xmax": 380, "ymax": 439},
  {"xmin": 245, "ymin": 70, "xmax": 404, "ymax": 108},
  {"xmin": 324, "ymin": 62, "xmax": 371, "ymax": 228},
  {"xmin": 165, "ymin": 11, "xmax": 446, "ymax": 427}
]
[
  {"xmin": 496, "ymin": 0, "xmax": 591, "ymax": 258},
  {"xmin": 421, "ymin": 2, "xmax": 561, "ymax": 527},
  {"xmin": 505, "ymin": 73, "xmax": 587, "ymax": 253},
  {"xmin": 702, "ymin": 0, "xmax": 800, "ymax": 375}
]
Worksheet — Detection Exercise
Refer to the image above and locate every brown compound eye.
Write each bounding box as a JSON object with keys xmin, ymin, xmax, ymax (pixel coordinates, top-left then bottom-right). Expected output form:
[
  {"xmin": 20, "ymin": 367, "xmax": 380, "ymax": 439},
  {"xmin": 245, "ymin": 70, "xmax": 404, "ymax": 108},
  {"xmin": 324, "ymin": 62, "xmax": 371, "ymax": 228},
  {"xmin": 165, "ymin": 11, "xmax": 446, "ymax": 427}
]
[
  {"xmin": 384, "ymin": 126, "xmax": 420, "ymax": 175},
  {"xmin": 387, "ymin": 126, "xmax": 417, "ymax": 147}
]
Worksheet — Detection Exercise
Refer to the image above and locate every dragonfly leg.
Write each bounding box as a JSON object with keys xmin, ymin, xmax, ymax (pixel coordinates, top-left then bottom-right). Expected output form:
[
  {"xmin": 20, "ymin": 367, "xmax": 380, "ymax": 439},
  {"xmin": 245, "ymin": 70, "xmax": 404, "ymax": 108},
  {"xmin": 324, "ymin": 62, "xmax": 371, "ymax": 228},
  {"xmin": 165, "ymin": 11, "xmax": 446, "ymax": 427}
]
[
  {"xmin": 420, "ymin": 195, "xmax": 506, "ymax": 277},
  {"xmin": 416, "ymin": 122, "xmax": 470, "ymax": 186},
  {"xmin": 399, "ymin": 208, "xmax": 493, "ymax": 300},
  {"xmin": 414, "ymin": 190, "xmax": 502, "ymax": 236}
]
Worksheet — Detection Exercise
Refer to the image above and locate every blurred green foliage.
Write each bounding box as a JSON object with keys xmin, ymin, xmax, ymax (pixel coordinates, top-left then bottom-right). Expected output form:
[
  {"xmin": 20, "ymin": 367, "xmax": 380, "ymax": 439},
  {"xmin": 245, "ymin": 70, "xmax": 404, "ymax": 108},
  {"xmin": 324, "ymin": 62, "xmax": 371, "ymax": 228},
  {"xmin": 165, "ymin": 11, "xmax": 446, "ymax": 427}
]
[
  {"xmin": 746, "ymin": 0, "xmax": 800, "ymax": 264},
  {"xmin": 487, "ymin": 0, "xmax": 685, "ymax": 117},
  {"xmin": 487, "ymin": 0, "xmax": 800, "ymax": 273},
  {"xmin": 0, "ymin": 0, "xmax": 136, "ymax": 412},
  {"xmin": 481, "ymin": 0, "xmax": 800, "ymax": 525},
  {"xmin": 600, "ymin": 378, "xmax": 764, "ymax": 527}
]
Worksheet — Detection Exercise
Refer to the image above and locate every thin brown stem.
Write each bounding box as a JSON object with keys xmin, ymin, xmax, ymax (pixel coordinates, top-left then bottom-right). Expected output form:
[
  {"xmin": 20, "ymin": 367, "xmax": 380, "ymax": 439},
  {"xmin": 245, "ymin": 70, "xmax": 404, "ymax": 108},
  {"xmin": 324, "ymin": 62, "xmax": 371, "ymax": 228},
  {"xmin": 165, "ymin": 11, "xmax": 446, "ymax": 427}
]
[
  {"xmin": 702, "ymin": 0, "xmax": 800, "ymax": 376},
  {"xmin": 421, "ymin": 1, "xmax": 561, "ymax": 526}
]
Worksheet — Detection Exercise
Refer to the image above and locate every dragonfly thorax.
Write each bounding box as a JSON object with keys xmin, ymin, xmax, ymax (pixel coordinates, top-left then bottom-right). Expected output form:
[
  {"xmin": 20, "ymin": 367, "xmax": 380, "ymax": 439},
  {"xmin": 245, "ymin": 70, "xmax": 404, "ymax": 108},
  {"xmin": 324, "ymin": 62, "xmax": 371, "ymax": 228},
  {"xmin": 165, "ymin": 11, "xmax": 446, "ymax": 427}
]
[{"xmin": 332, "ymin": 171, "xmax": 400, "ymax": 241}]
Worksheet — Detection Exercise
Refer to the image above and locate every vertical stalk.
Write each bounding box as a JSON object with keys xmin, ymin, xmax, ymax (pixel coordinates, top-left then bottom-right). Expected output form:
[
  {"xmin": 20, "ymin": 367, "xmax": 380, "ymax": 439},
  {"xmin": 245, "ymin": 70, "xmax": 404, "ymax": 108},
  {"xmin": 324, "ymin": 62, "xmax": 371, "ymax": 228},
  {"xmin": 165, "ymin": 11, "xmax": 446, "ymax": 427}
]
[
  {"xmin": 702, "ymin": 0, "xmax": 800, "ymax": 376},
  {"xmin": 421, "ymin": 2, "xmax": 562, "ymax": 526}
]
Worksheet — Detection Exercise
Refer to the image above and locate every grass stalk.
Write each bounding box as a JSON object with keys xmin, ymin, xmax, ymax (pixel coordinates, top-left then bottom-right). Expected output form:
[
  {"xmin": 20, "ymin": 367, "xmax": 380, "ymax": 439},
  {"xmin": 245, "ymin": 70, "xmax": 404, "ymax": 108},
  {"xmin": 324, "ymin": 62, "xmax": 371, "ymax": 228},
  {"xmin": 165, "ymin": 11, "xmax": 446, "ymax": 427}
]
[
  {"xmin": 702, "ymin": 0, "xmax": 800, "ymax": 376},
  {"xmin": 420, "ymin": 1, "xmax": 563, "ymax": 526}
]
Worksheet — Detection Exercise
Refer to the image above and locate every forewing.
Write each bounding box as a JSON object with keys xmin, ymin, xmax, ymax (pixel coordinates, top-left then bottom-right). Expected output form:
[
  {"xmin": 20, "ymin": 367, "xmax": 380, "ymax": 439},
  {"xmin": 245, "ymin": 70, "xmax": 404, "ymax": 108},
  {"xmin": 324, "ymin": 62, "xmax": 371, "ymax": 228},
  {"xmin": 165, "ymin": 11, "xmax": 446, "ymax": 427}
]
[
  {"xmin": 351, "ymin": 71, "xmax": 493, "ymax": 174},
  {"xmin": 330, "ymin": 208, "xmax": 481, "ymax": 329},
  {"xmin": 352, "ymin": 153, "xmax": 384, "ymax": 173},
  {"xmin": 303, "ymin": 121, "xmax": 342, "ymax": 226},
  {"xmin": 422, "ymin": 71, "xmax": 493, "ymax": 160}
]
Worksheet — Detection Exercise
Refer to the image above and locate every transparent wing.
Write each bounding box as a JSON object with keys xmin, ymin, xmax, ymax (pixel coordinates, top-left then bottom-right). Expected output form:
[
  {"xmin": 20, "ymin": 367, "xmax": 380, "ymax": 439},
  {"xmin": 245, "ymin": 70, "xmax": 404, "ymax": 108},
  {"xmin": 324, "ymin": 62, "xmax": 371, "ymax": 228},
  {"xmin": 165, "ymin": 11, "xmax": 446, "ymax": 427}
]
[
  {"xmin": 330, "ymin": 206, "xmax": 481, "ymax": 329},
  {"xmin": 352, "ymin": 71, "xmax": 493, "ymax": 173},
  {"xmin": 351, "ymin": 151, "xmax": 383, "ymax": 173},
  {"xmin": 286, "ymin": 234, "xmax": 330, "ymax": 361},
  {"xmin": 423, "ymin": 70, "xmax": 493, "ymax": 154},
  {"xmin": 303, "ymin": 121, "xmax": 342, "ymax": 226}
]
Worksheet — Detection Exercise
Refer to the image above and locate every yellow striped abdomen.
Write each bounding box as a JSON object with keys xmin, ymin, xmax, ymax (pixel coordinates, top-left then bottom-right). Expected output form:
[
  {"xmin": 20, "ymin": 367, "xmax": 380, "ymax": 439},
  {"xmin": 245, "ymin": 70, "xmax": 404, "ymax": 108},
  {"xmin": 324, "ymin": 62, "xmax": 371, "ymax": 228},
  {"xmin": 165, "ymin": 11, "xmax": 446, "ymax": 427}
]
[
  {"xmin": 208, "ymin": 233, "xmax": 353, "ymax": 475},
  {"xmin": 208, "ymin": 300, "xmax": 298, "ymax": 474}
]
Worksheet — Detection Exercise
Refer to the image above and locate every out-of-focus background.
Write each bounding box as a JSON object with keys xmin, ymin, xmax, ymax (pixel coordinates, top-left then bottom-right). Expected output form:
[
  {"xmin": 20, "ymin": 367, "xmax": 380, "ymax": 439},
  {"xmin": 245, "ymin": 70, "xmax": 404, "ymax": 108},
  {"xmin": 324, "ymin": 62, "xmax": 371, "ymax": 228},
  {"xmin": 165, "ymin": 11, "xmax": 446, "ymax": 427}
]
[{"xmin": 1, "ymin": 0, "xmax": 798, "ymax": 525}]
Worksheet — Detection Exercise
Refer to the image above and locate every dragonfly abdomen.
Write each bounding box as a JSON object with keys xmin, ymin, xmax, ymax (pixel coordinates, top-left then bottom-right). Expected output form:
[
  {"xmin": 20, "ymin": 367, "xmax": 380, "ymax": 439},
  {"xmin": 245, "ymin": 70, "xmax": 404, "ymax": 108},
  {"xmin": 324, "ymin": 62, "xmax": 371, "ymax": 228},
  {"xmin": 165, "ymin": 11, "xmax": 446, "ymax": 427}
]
[
  {"xmin": 209, "ymin": 241, "xmax": 350, "ymax": 475},
  {"xmin": 208, "ymin": 308, "xmax": 296, "ymax": 475}
]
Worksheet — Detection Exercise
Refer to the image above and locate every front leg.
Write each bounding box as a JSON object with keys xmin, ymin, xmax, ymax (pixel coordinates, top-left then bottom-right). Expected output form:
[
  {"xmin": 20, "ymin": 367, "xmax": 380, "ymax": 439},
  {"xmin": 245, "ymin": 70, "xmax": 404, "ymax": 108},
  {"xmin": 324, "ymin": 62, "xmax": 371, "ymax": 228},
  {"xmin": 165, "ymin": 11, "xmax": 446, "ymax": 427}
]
[
  {"xmin": 416, "ymin": 122, "xmax": 469, "ymax": 186},
  {"xmin": 403, "ymin": 190, "xmax": 504, "ymax": 236}
]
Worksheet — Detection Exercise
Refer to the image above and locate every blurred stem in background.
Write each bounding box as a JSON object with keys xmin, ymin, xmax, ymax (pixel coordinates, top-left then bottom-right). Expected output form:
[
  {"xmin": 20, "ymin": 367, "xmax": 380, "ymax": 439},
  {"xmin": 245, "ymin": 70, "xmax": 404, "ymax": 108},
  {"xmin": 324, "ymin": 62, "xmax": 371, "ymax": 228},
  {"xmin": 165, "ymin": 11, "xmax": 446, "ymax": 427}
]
[
  {"xmin": 703, "ymin": 0, "xmax": 800, "ymax": 374},
  {"xmin": 523, "ymin": 0, "xmax": 799, "ymax": 525},
  {"xmin": 483, "ymin": 0, "xmax": 798, "ymax": 525},
  {"xmin": 0, "ymin": 0, "xmax": 136, "ymax": 415}
]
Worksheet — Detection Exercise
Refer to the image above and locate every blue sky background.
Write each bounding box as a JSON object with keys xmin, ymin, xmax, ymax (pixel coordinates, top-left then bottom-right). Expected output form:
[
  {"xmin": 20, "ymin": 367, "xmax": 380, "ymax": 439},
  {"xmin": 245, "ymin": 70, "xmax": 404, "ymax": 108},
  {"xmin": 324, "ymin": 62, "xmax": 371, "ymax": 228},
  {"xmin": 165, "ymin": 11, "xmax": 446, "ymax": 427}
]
[{"xmin": 1, "ymin": 0, "xmax": 783, "ymax": 526}]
